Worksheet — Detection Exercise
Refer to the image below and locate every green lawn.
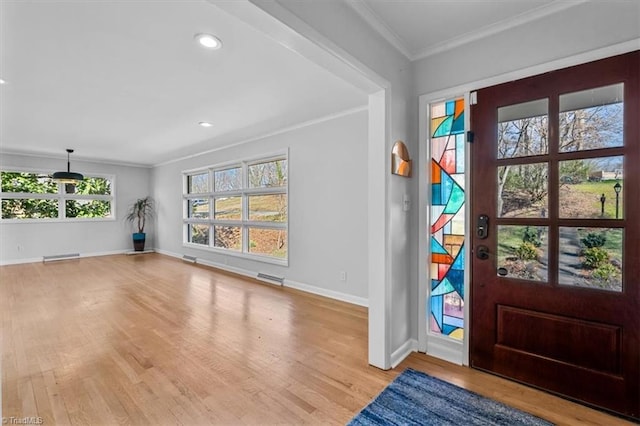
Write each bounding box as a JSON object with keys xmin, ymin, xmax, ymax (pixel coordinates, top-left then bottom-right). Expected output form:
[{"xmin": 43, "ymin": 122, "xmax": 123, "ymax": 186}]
[{"xmin": 565, "ymin": 180, "xmax": 624, "ymax": 219}]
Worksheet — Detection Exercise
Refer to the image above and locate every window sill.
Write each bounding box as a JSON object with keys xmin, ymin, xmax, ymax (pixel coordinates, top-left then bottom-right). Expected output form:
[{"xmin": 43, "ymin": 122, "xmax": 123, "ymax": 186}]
[
  {"xmin": 0, "ymin": 217, "xmax": 116, "ymax": 224},
  {"xmin": 182, "ymin": 242, "xmax": 288, "ymax": 267}
]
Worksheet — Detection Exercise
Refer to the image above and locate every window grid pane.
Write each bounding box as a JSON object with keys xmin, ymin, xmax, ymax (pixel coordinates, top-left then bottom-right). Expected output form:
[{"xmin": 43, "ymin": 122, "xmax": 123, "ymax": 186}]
[
  {"xmin": 248, "ymin": 228, "xmax": 287, "ymax": 259},
  {"xmin": 2, "ymin": 199, "xmax": 59, "ymax": 219},
  {"xmin": 214, "ymin": 226, "xmax": 241, "ymax": 251},
  {"xmin": 1, "ymin": 172, "xmax": 58, "ymax": 194},
  {"xmin": 183, "ymin": 157, "xmax": 288, "ymax": 261},
  {"xmin": 248, "ymin": 160, "xmax": 288, "ymax": 188},
  {"xmin": 188, "ymin": 224, "xmax": 210, "ymax": 245},
  {"xmin": 248, "ymin": 194, "xmax": 287, "ymax": 222},
  {"xmin": 214, "ymin": 167, "xmax": 241, "ymax": 192},
  {"xmin": 188, "ymin": 173, "xmax": 209, "ymax": 194},
  {"xmin": 214, "ymin": 197, "xmax": 241, "ymax": 220},
  {"xmin": 1, "ymin": 171, "xmax": 114, "ymax": 220}
]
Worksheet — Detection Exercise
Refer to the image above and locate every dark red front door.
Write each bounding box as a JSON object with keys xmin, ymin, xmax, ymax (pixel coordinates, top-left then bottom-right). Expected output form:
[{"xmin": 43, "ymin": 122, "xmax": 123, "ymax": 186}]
[{"xmin": 470, "ymin": 51, "xmax": 639, "ymax": 419}]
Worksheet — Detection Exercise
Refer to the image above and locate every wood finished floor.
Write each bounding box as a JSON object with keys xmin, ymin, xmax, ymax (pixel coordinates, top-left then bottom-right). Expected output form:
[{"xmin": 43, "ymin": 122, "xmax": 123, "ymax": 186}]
[{"xmin": 1, "ymin": 254, "xmax": 634, "ymax": 425}]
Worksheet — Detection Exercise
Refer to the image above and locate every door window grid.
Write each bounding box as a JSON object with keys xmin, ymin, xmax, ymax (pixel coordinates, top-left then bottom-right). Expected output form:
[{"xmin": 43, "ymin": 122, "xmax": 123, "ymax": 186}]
[{"xmin": 495, "ymin": 83, "xmax": 624, "ymax": 292}]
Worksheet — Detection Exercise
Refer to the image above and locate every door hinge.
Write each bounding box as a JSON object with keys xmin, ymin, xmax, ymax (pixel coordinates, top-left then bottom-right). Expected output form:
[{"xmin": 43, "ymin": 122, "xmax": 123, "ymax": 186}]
[
  {"xmin": 467, "ymin": 131, "xmax": 475, "ymax": 143},
  {"xmin": 470, "ymin": 91, "xmax": 478, "ymax": 105}
]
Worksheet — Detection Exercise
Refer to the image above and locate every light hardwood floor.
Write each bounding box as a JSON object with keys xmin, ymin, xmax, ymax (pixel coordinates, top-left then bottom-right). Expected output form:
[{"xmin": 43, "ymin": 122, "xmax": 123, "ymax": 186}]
[{"xmin": 1, "ymin": 254, "xmax": 634, "ymax": 425}]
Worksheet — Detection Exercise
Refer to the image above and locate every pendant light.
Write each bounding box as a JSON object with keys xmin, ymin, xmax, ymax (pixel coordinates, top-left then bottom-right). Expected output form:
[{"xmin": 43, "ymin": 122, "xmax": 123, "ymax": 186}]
[{"xmin": 52, "ymin": 149, "xmax": 84, "ymax": 183}]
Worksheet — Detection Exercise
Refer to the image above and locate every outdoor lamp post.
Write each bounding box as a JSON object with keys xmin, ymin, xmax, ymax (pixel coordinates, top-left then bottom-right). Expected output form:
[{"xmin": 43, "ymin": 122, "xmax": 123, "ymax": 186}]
[
  {"xmin": 600, "ymin": 193, "xmax": 606, "ymax": 216},
  {"xmin": 613, "ymin": 182, "xmax": 622, "ymax": 219}
]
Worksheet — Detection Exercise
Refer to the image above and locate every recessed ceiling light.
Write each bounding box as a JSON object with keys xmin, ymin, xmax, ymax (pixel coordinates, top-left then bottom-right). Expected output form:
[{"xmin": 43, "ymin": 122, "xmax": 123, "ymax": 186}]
[
  {"xmin": 0, "ymin": 79, "xmax": 6, "ymax": 85},
  {"xmin": 195, "ymin": 33, "xmax": 222, "ymax": 50},
  {"xmin": 199, "ymin": 121, "xmax": 213, "ymax": 128}
]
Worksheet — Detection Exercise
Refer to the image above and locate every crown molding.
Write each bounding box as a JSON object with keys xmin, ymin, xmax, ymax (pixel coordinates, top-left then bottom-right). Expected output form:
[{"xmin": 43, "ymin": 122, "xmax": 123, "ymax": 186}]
[
  {"xmin": 413, "ymin": 0, "xmax": 589, "ymax": 61},
  {"xmin": 0, "ymin": 149, "xmax": 151, "ymax": 169},
  {"xmin": 348, "ymin": 0, "xmax": 589, "ymax": 62},
  {"xmin": 346, "ymin": 0, "xmax": 413, "ymax": 60},
  {"xmin": 153, "ymin": 104, "xmax": 368, "ymax": 167}
]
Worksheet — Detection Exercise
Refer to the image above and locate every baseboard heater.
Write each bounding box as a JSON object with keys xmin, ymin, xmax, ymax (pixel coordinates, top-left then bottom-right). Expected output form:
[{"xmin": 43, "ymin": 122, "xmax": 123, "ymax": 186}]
[
  {"xmin": 43, "ymin": 253, "xmax": 80, "ymax": 262},
  {"xmin": 182, "ymin": 255, "xmax": 197, "ymax": 263},
  {"xmin": 256, "ymin": 272, "xmax": 284, "ymax": 286}
]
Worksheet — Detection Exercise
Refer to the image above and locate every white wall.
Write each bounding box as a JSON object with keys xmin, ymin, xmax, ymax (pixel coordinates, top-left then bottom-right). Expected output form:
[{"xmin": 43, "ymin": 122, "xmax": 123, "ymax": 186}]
[
  {"xmin": 0, "ymin": 153, "xmax": 152, "ymax": 264},
  {"xmin": 414, "ymin": 1, "xmax": 640, "ymax": 96},
  {"xmin": 152, "ymin": 110, "xmax": 369, "ymax": 302},
  {"xmin": 267, "ymin": 0, "xmax": 418, "ymax": 367}
]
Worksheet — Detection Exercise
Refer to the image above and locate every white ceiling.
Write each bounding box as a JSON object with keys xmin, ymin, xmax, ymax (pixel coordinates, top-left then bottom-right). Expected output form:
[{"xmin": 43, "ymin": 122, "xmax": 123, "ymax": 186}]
[
  {"xmin": 348, "ymin": 0, "xmax": 586, "ymax": 60},
  {"xmin": 0, "ymin": 0, "xmax": 586, "ymax": 166},
  {"xmin": 0, "ymin": 0, "xmax": 368, "ymax": 166}
]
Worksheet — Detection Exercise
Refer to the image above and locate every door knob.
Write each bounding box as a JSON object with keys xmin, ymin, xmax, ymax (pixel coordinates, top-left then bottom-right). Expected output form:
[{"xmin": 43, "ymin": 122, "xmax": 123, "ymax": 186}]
[{"xmin": 476, "ymin": 245, "xmax": 490, "ymax": 260}]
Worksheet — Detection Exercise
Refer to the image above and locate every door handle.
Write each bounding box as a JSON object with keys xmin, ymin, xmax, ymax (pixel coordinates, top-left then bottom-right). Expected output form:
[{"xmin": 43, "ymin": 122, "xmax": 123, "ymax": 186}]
[{"xmin": 476, "ymin": 245, "xmax": 490, "ymax": 260}]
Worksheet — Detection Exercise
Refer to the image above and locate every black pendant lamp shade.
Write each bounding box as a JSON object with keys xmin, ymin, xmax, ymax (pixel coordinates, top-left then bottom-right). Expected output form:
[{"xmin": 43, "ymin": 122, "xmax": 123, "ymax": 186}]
[{"xmin": 52, "ymin": 149, "xmax": 84, "ymax": 183}]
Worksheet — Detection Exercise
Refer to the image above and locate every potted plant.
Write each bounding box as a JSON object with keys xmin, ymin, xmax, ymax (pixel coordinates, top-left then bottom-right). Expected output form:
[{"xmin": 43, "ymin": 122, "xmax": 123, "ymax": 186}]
[{"xmin": 126, "ymin": 196, "xmax": 154, "ymax": 251}]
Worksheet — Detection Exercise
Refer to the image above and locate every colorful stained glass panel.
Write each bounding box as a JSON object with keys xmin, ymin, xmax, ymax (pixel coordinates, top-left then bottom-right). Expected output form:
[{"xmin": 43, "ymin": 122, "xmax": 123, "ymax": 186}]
[{"xmin": 429, "ymin": 98, "xmax": 465, "ymax": 340}]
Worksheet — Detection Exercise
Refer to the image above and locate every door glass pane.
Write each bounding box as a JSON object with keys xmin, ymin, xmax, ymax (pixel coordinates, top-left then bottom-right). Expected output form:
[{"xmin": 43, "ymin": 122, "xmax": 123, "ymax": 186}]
[
  {"xmin": 559, "ymin": 156, "xmax": 623, "ymax": 219},
  {"xmin": 248, "ymin": 228, "xmax": 287, "ymax": 258},
  {"xmin": 559, "ymin": 84, "xmax": 623, "ymax": 152},
  {"xmin": 497, "ymin": 99, "xmax": 548, "ymax": 159},
  {"xmin": 497, "ymin": 225, "xmax": 548, "ymax": 282},
  {"xmin": 559, "ymin": 227, "xmax": 622, "ymax": 292},
  {"xmin": 248, "ymin": 194, "xmax": 287, "ymax": 222},
  {"xmin": 214, "ymin": 226, "xmax": 241, "ymax": 251},
  {"xmin": 214, "ymin": 196, "xmax": 241, "ymax": 220},
  {"xmin": 498, "ymin": 163, "xmax": 548, "ymax": 218}
]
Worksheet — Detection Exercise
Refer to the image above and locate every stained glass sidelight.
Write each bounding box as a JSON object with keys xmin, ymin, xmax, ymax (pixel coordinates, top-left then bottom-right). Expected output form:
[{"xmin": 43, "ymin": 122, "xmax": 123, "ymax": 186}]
[{"xmin": 429, "ymin": 98, "xmax": 465, "ymax": 340}]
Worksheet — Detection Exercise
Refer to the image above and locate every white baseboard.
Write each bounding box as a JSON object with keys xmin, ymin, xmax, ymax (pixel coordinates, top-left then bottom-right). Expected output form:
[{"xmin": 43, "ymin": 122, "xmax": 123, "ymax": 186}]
[
  {"xmin": 155, "ymin": 250, "xmax": 369, "ymax": 307},
  {"xmin": 391, "ymin": 338, "xmax": 418, "ymax": 368},
  {"xmin": 426, "ymin": 336, "xmax": 464, "ymax": 365},
  {"xmin": 0, "ymin": 256, "xmax": 42, "ymax": 266},
  {"xmin": 0, "ymin": 249, "xmax": 130, "ymax": 266},
  {"xmin": 284, "ymin": 278, "xmax": 368, "ymax": 307}
]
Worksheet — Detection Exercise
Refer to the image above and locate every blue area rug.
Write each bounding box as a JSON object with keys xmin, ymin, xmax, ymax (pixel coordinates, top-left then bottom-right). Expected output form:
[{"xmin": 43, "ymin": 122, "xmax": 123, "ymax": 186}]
[{"xmin": 349, "ymin": 368, "xmax": 554, "ymax": 426}]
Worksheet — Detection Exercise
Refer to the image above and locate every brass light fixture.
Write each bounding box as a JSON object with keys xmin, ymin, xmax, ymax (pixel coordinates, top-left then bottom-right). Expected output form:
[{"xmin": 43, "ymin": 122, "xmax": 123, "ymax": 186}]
[{"xmin": 52, "ymin": 149, "xmax": 84, "ymax": 184}]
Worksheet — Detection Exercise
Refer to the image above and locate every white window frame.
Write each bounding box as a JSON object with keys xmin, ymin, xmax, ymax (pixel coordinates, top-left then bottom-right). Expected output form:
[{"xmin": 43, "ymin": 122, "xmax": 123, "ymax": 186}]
[
  {"xmin": 182, "ymin": 151, "xmax": 289, "ymax": 266},
  {"xmin": 0, "ymin": 167, "xmax": 116, "ymax": 223}
]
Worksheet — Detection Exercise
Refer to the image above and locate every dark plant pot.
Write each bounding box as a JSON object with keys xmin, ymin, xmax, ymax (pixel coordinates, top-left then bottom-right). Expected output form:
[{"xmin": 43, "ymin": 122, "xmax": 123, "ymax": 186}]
[{"xmin": 133, "ymin": 232, "xmax": 146, "ymax": 251}]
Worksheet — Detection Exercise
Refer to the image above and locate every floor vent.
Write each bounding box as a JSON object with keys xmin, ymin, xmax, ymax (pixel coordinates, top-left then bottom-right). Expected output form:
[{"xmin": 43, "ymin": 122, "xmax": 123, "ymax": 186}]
[
  {"xmin": 256, "ymin": 273, "xmax": 284, "ymax": 286},
  {"xmin": 182, "ymin": 255, "xmax": 197, "ymax": 263},
  {"xmin": 43, "ymin": 253, "xmax": 80, "ymax": 262}
]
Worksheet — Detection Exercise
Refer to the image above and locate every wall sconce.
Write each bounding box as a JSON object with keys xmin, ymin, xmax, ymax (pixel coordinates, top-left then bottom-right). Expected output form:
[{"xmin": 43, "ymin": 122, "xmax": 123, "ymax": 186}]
[{"xmin": 391, "ymin": 140, "xmax": 412, "ymax": 177}]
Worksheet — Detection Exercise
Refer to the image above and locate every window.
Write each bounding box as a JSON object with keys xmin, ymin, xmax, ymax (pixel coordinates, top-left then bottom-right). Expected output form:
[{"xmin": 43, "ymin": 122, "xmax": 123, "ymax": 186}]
[
  {"xmin": 428, "ymin": 97, "xmax": 466, "ymax": 340},
  {"xmin": 183, "ymin": 154, "xmax": 288, "ymax": 263},
  {"xmin": 1, "ymin": 171, "xmax": 114, "ymax": 221}
]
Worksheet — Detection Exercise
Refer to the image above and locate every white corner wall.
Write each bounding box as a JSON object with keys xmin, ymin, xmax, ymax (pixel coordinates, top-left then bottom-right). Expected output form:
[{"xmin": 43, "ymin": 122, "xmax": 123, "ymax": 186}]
[
  {"xmin": 151, "ymin": 110, "xmax": 369, "ymax": 304},
  {"xmin": 264, "ymin": 0, "xmax": 418, "ymax": 368},
  {"xmin": 0, "ymin": 153, "xmax": 152, "ymax": 264}
]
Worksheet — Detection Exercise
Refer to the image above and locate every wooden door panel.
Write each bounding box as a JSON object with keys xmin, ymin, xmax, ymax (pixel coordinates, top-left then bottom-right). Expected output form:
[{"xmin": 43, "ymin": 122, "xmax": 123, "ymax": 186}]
[
  {"xmin": 470, "ymin": 51, "xmax": 639, "ymax": 420},
  {"xmin": 495, "ymin": 305, "xmax": 622, "ymax": 374}
]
